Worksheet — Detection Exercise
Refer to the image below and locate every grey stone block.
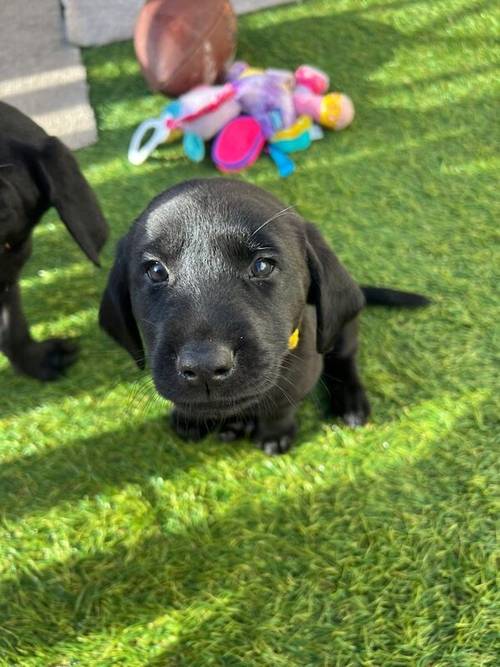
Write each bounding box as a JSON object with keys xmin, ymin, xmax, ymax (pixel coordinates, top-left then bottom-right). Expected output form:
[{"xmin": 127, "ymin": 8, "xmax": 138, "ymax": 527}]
[
  {"xmin": 62, "ymin": 0, "xmax": 297, "ymax": 47},
  {"xmin": 0, "ymin": 0, "xmax": 97, "ymax": 149},
  {"xmin": 62, "ymin": 0, "xmax": 144, "ymax": 47}
]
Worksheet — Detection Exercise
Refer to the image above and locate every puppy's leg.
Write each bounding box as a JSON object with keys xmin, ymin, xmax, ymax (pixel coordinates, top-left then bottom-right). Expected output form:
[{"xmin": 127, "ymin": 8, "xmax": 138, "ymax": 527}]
[
  {"xmin": 254, "ymin": 406, "xmax": 298, "ymax": 455},
  {"xmin": 0, "ymin": 284, "xmax": 78, "ymax": 381},
  {"xmin": 170, "ymin": 408, "xmax": 218, "ymax": 441},
  {"xmin": 323, "ymin": 318, "xmax": 370, "ymax": 427}
]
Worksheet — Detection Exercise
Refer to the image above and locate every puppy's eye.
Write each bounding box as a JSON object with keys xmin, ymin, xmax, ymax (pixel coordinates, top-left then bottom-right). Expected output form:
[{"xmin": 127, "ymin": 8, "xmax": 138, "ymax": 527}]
[
  {"xmin": 145, "ymin": 260, "xmax": 169, "ymax": 284},
  {"xmin": 251, "ymin": 257, "xmax": 275, "ymax": 278}
]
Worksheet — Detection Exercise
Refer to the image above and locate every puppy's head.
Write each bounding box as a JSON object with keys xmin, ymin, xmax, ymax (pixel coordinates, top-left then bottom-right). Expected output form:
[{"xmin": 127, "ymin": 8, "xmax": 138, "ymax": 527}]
[
  {"xmin": 0, "ymin": 129, "xmax": 108, "ymax": 277},
  {"xmin": 99, "ymin": 179, "xmax": 363, "ymax": 415}
]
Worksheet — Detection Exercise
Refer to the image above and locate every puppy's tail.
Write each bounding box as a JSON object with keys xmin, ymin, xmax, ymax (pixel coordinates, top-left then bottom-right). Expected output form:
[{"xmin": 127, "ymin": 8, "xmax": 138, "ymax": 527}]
[{"xmin": 361, "ymin": 286, "xmax": 430, "ymax": 308}]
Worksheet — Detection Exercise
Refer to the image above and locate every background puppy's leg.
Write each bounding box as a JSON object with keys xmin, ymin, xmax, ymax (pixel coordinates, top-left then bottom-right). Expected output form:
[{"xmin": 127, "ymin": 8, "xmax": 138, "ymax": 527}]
[
  {"xmin": 323, "ymin": 318, "xmax": 370, "ymax": 427},
  {"xmin": 254, "ymin": 406, "xmax": 298, "ymax": 455},
  {"xmin": 0, "ymin": 284, "xmax": 78, "ymax": 381}
]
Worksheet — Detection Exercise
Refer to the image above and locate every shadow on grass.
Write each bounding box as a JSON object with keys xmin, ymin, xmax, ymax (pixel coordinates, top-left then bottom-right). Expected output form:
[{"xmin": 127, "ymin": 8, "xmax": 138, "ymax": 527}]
[
  {"xmin": 0, "ymin": 322, "xmax": 138, "ymax": 420},
  {"xmin": 0, "ymin": 417, "xmax": 233, "ymax": 520},
  {"xmin": 0, "ymin": 398, "xmax": 323, "ymax": 522},
  {"xmin": 0, "ymin": 399, "xmax": 496, "ymax": 662}
]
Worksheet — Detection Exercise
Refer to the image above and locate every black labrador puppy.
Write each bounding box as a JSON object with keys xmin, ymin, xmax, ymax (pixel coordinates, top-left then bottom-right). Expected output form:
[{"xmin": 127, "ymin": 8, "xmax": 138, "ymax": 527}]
[
  {"xmin": 100, "ymin": 178, "xmax": 427, "ymax": 454},
  {"xmin": 0, "ymin": 102, "xmax": 108, "ymax": 380}
]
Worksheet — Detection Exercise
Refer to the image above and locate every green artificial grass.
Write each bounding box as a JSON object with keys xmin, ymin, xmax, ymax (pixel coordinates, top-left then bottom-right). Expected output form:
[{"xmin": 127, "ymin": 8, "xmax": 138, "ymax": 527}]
[{"xmin": 1, "ymin": 0, "xmax": 499, "ymax": 664}]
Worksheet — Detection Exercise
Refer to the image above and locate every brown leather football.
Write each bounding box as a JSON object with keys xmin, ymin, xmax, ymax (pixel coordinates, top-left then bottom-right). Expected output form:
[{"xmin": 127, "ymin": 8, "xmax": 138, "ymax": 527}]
[{"xmin": 134, "ymin": 0, "xmax": 237, "ymax": 97}]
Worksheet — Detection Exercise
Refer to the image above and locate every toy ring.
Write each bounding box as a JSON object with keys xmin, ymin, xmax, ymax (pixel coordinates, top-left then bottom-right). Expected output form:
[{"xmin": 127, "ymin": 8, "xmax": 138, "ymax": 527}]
[{"xmin": 128, "ymin": 118, "xmax": 170, "ymax": 165}]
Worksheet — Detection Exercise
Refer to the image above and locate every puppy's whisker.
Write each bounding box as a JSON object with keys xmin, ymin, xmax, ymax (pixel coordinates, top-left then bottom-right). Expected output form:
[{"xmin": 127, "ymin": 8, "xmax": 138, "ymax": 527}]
[
  {"xmin": 261, "ymin": 374, "xmax": 287, "ymax": 411},
  {"xmin": 142, "ymin": 392, "xmax": 163, "ymax": 416},
  {"xmin": 273, "ymin": 368, "xmax": 298, "ymax": 391},
  {"xmin": 317, "ymin": 375, "xmax": 332, "ymax": 399},
  {"xmin": 131, "ymin": 389, "xmax": 150, "ymax": 414},
  {"xmin": 249, "ymin": 205, "xmax": 295, "ymax": 239},
  {"xmin": 321, "ymin": 372, "xmax": 343, "ymax": 384},
  {"xmin": 259, "ymin": 389, "xmax": 277, "ymax": 416},
  {"xmin": 285, "ymin": 350, "xmax": 317, "ymax": 362},
  {"xmin": 276, "ymin": 358, "xmax": 326, "ymax": 411},
  {"xmin": 125, "ymin": 389, "xmax": 150, "ymax": 416},
  {"xmin": 125, "ymin": 376, "xmax": 157, "ymax": 415},
  {"xmin": 275, "ymin": 382, "xmax": 296, "ymax": 408},
  {"xmin": 137, "ymin": 392, "xmax": 164, "ymax": 418}
]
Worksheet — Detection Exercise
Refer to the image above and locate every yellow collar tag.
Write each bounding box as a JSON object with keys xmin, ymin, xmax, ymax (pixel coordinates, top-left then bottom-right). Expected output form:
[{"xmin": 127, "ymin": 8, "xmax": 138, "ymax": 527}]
[{"xmin": 288, "ymin": 328, "xmax": 300, "ymax": 350}]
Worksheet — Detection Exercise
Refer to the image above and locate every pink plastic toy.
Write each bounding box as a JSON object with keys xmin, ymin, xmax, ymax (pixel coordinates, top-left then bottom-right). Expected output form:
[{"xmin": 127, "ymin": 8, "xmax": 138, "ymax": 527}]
[{"xmin": 211, "ymin": 115, "xmax": 266, "ymax": 172}]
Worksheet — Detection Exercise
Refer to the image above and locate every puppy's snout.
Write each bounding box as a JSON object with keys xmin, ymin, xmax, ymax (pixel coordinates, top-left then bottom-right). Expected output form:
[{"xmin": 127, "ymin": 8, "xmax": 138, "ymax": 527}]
[{"xmin": 176, "ymin": 343, "xmax": 235, "ymax": 385}]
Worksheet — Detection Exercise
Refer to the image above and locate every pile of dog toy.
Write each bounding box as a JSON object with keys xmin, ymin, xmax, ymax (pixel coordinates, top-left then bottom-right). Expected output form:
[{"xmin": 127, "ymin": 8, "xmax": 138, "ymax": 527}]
[{"xmin": 128, "ymin": 63, "xmax": 355, "ymax": 177}]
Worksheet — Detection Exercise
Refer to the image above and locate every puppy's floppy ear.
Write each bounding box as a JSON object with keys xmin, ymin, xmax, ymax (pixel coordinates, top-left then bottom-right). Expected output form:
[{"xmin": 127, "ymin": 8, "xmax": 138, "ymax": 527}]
[
  {"xmin": 305, "ymin": 222, "xmax": 365, "ymax": 353},
  {"xmin": 34, "ymin": 136, "xmax": 108, "ymax": 265},
  {"xmin": 0, "ymin": 174, "xmax": 21, "ymax": 211},
  {"xmin": 99, "ymin": 235, "xmax": 145, "ymax": 369}
]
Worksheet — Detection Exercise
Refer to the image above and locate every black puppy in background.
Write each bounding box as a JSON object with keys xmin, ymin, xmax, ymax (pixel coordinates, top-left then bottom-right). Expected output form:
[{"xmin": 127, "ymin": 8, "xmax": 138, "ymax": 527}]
[
  {"xmin": 100, "ymin": 178, "xmax": 427, "ymax": 454},
  {"xmin": 0, "ymin": 102, "xmax": 108, "ymax": 380}
]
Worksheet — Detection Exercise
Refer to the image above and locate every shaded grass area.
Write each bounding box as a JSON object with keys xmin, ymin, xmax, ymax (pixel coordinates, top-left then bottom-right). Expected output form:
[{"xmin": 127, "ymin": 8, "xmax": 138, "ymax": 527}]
[{"xmin": 0, "ymin": 0, "xmax": 498, "ymax": 664}]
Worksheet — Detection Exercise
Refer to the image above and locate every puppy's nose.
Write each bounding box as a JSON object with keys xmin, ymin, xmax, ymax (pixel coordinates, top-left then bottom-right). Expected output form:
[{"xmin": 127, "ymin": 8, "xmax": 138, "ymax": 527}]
[{"xmin": 177, "ymin": 343, "xmax": 235, "ymax": 385}]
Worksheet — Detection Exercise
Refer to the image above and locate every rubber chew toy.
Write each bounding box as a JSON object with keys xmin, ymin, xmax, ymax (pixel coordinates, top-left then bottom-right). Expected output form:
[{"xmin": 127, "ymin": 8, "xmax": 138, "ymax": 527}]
[{"xmin": 128, "ymin": 103, "xmax": 179, "ymax": 166}]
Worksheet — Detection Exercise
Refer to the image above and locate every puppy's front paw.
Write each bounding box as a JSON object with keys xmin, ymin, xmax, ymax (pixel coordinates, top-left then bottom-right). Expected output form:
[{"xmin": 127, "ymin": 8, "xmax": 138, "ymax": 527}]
[
  {"xmin": 258, "ymin": 434, "xmax": 294, "ymax": 456},
  {"xmin": 254, "ymin": 420, "xmax": 297, "ymax": 456},
  {"xmin": 14, "ymin": 338, "xmax": 79, "ymax": 381},
  {"xmin": 331, "ymin": 383, "xmax": 371, "ymax": 427},
  {"xmin": 170, "ymin": 409, "xmax": 214, "ymax": 441},
  {"xmin": 218, "ymin": 419, "xmax": 255, "ymax": 442}
]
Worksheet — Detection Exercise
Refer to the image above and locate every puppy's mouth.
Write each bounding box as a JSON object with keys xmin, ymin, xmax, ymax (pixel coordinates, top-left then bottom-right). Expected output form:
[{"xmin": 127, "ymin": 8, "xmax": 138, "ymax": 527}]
[{"xmin": 175, "ymin": 392, "xmax": 263, "ymax": 412}]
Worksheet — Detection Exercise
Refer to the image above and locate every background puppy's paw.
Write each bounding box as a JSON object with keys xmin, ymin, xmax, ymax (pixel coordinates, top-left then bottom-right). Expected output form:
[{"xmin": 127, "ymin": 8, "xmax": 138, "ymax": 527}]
[
  {"xmin": 331, "ymin": 384, "xmax": 371, "ymax": 427},
  {"xmin": 218, "ymin": 419, "xmax": 255, "ymax": 442},
  {"xmin": 15, "ymin": 338, "xmax": 79, "ymax": 381}
]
